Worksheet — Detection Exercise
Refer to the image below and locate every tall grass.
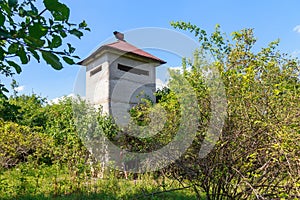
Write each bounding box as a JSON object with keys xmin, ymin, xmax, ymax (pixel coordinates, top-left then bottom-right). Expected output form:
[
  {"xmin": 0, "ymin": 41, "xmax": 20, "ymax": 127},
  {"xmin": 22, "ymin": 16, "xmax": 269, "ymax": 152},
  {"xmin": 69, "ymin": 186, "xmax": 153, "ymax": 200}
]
[{"xmin": 0, "ymin": 163, "xmax": 200, "ymax": 200}]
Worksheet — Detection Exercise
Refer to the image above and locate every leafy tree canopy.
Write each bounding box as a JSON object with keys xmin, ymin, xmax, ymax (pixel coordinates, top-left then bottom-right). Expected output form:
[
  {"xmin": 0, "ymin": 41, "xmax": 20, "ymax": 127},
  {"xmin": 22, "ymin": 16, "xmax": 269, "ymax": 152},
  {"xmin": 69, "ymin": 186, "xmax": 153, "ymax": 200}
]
[
  {"xmin": 168, "ymin": 21, "xmax": 300, "ymax": 199},
  {"xmin": 127, "ymin": 21, "xmax": 299, "ymax": 199},
  {"xmin": 0, "ymin": 0, "xmax": 90, "ymax": 98}
]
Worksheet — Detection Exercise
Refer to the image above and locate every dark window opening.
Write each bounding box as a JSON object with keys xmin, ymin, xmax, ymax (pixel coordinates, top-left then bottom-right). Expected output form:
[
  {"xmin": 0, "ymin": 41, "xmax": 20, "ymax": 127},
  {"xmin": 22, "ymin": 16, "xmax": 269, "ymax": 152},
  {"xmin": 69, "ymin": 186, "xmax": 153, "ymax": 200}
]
[
  {"xmin": 90, "ymin": 65, "xmax": 102, "ymax": 76},
  {"xmin": 118, "ymin": 64, "xmax": 149, "ymax": 76}
]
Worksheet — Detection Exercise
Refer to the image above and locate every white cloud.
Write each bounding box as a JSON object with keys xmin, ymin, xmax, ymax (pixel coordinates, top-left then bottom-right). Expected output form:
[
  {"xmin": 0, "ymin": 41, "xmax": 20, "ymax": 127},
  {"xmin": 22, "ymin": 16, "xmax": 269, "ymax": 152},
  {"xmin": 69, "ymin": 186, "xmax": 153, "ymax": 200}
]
[
  {"xmin": 168, "ymin": 66, "xmax": 192, "ymax": 73},
  {"xmin": 168, "ymin": 66, "xmax": 183, "ymax": 72},
  {"xmin": 15, "ymin": 85, "xmax": 25, "ymax": 92},
  {"xmin": 291, "ymin": 50, "xmax": 300, "ymax": 58},
  {"xmin": 293, "ymin": 25, "xmax": 300, "ymax": 33},
  {"xmin": 48, "ymin": 93, "xmax": 79, "ymax": 105},
  {"xmin": 156, "ymin": 78, "xmax": 166, "ymax": 90}
]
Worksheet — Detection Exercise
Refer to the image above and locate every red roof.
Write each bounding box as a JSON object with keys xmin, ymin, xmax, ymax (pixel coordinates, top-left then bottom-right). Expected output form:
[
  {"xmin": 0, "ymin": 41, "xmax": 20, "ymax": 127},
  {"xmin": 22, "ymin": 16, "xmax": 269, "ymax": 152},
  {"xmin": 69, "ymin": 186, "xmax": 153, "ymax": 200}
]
[
  {"xmin": 78, "ymin": 40, "xmax": 166, "ymax": 65},
  {"xmin": 105, "ymin": 40, "xmax": 166, "ymax": 64}
]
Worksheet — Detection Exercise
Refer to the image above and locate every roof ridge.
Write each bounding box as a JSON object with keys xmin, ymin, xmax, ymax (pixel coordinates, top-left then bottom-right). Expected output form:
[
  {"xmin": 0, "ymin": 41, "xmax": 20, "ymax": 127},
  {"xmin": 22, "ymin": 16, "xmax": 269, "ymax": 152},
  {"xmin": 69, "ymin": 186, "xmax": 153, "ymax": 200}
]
[
  {"xmin": 78, "ymin": 40, "xmax": 166, "ymax": 65},
  {"xmin": 104, "ymin": 40, "xmax": 166, "ymax": 64}
]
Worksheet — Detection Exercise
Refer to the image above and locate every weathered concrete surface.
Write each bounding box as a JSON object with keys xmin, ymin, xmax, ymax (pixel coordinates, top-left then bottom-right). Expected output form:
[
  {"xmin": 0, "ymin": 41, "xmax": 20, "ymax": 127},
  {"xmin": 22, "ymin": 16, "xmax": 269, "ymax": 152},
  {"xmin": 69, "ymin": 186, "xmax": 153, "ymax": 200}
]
[{"xmin": 84, "ymin": 44, "xmax": 163, "ymax": 126}]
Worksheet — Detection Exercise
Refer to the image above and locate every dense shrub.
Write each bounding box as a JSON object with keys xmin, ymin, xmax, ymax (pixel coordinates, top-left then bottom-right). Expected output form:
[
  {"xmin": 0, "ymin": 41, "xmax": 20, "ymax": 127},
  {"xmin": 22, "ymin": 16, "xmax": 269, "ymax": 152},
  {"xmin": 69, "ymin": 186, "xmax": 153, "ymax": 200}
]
[
  {"xmin": 0, "ymin": 96, "xmax": 91, "ymax": 169},
  {"xmin": 0, "ymin": 94, "xmax": 47, "ymax": 128},
  {"xmin": 0, "ymin": 120, "xmax": 53, "ymax": 168},
  {"xmin": 166, "ymin": 23, "xmax": 300, "ymax": 199},
  {"xmin": 0, "ymin": 23, "xmax": 299, "ymax": 199},
  {"xmin": 125, "ymin": 24, "xmax": 300, "ymax": 199}
]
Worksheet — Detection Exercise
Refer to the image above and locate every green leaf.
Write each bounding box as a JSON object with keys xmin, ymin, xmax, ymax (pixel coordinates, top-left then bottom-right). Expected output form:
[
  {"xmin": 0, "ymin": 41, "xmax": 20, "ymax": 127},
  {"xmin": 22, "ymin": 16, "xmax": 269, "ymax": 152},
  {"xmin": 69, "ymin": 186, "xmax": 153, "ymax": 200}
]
[
  {"xmin": 274, "ymin": 89, "xmax": 281, "ymax": 95},
  {"xmin": 67, "ymin": 43, "xmax": 75, "ymax": 54},
  {"xmin": 0, "ymin": 47, "xmax": 5, "ymax": 60},
  {"xmin": 43, "ymin": 0, "xmax": 59, "ymax": 11},
  {"xmin": 24, "ymin": 36, "xmax": 45, "ymax": 48},
  {"xmin": 29, "ymin": 23, "xmax": 48, "ymax": 39},
  {"xmin": 19, "ymin": 7, "xmax": 26, "ymax": 17},
  {"xmin": 62, "ymin": 56, "xmax": 75, "ymax": 65},
  {"xmin": 41, "ymin": 51, "xmax": 63, "ymax": 70},
  {"xmin": 43, "ymin": 0, "xmax": 70, "ymax": 21},
  {"xmin": 60, "ymin": 31, "xmax": 67, "ymax": 38},
  {"xmin": 29, "ymin": 2, "xmax": 38, "ymax": 15},
  {"xmin": 49, "ymin": 19, "xmax": 54, "ymax": 26},
  {"xmin": 79, "ymin": 20, "xmax": 88, "ymax": 29},
  {"xmin": 8, "ymin": 43, "xmax": 19, "ymax": 54},
  {"xmin": 0, "ymin": 28, "xmax": 11, "ymax": 39},
  {"xmin": 17, "ymin": 47, "xmax": 29, "ymax": 64},
  {"xmin": 8, "ymin": 0, "xmax": 18, "ymax": 7},
  {"xmin": 0, "ymin": 83, "xmax": 9, "ymax": 99},
  {"xmin": 69, "ymin": 29, "xmax": 83, "ymax": 39},
  {"xmin": 53, "ymin": 5, "xmax": 70, "ymax": 21},
  {"xmin": 50, "ymin": 35, "xmax": 62, "ymax": 48},
  {"xmin": 2, "ymin": 87, "xmax": 9, "ymax": 93},
  {"xmin": 7, "ymin": 60, "xmax": 22, "ymax": 74},
  {"xmin": 72, "ymin": 55, "xmax": 80, "ymax": 59},
  {"xmin": 28, "ymin": 48, "xmax": 40, "ymax": 62},
  {"xmin": 0, "ymin": 11, "xmax": 5, "ymax": 27}
]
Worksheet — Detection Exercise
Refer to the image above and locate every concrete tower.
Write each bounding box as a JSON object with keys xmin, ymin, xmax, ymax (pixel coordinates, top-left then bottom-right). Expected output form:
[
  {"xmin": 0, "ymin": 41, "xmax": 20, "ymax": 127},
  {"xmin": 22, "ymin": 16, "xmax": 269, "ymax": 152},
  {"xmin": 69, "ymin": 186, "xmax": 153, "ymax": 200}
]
[{"xmin": 78, "ymin": 32, "xmax": 166, "ymax": 125}]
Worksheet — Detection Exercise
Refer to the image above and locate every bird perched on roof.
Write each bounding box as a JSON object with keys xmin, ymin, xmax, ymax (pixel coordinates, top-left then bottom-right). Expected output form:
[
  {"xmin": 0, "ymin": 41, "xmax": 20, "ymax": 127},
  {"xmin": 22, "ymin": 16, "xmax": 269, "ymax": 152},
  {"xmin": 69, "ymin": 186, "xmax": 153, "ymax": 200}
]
[{"xmin": 113, "ymin": 31, "xmax": 125, "ymax": 41}]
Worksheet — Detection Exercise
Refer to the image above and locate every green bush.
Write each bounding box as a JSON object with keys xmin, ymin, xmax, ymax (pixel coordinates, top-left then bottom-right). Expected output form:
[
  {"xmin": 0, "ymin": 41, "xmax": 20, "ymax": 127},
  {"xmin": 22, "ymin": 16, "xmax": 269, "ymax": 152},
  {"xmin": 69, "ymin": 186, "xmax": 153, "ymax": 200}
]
[
  {"xmin": 0, "ymin": 94, "xmax": 47, "ymax": 128},
  {"xmin": 0, "ymin": 120, "xmax": 53, "ymax": 169},
  {"xmin": 168, "ymin": 22, "xmax": 300, "ymax": 199}
]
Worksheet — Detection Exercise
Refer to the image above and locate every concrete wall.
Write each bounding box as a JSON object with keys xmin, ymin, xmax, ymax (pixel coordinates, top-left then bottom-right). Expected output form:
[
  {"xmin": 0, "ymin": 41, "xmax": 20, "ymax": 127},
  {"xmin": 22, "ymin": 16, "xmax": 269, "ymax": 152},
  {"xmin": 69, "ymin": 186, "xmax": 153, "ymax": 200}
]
[
  {"xmin": 86, "ymin": 51, "xmax": 159, "ymax": 126},
  {"xmin": 108, "ymin": 53, "xmax": 157, "ymax": 126},
  {"xmin": 85, "ymin": 54, "xmax": 110, "ymax": 113}
]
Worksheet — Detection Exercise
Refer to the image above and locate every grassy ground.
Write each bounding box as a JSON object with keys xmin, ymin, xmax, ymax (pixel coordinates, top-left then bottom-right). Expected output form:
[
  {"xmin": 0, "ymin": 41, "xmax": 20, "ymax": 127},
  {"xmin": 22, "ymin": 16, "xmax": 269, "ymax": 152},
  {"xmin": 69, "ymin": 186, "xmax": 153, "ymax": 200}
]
[
  {"xmin": 0, "ymin": 164, "xmax": 200, "ymax": 200},
  {"xmin": 2, "ymin": 191, "xmax": 198, "ymax": 200}
]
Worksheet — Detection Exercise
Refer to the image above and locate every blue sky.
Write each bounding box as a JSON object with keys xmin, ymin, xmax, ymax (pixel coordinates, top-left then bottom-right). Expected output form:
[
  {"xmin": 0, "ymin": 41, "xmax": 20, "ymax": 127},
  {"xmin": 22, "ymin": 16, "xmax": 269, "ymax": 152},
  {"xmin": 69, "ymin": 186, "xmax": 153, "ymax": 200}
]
[{"xmin": 6, "ymin": 0, "xmax": 300, "ymax": 100}]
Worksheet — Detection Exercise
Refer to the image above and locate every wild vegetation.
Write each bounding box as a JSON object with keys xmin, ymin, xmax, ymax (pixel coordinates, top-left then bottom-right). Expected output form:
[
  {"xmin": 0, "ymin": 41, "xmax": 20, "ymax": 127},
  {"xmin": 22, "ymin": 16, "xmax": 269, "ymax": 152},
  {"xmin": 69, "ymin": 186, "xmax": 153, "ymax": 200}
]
[
  {"xmin": 0, "ymin": 94, "xmax": 199, "ymax": 200},
  {"xmin": 130, "ymin": 22, "xmax": 300, "ymax": 199},
  {"xmin": 0, "ymin": 1, "xmax": 299, "ymax": 199},
  {"xmin": 1, "ymin": 22, "xmax": 299, "ymax": 199},
  {"xmin": 168, "ymin": 22, "xmax": 300, "ymax": 199}
]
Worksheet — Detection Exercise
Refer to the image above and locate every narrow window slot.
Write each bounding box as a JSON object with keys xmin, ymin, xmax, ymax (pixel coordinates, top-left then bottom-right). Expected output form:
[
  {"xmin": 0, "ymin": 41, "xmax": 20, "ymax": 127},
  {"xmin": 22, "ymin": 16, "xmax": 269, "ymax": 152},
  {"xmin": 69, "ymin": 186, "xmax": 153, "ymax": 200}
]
[
  {"xmin": 118, "ymin": 64, "xmax": 149, "ymax": 76},
  {"xmin": 90, "ymin": 65, "xmax": 102, "ymax": 76}
]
